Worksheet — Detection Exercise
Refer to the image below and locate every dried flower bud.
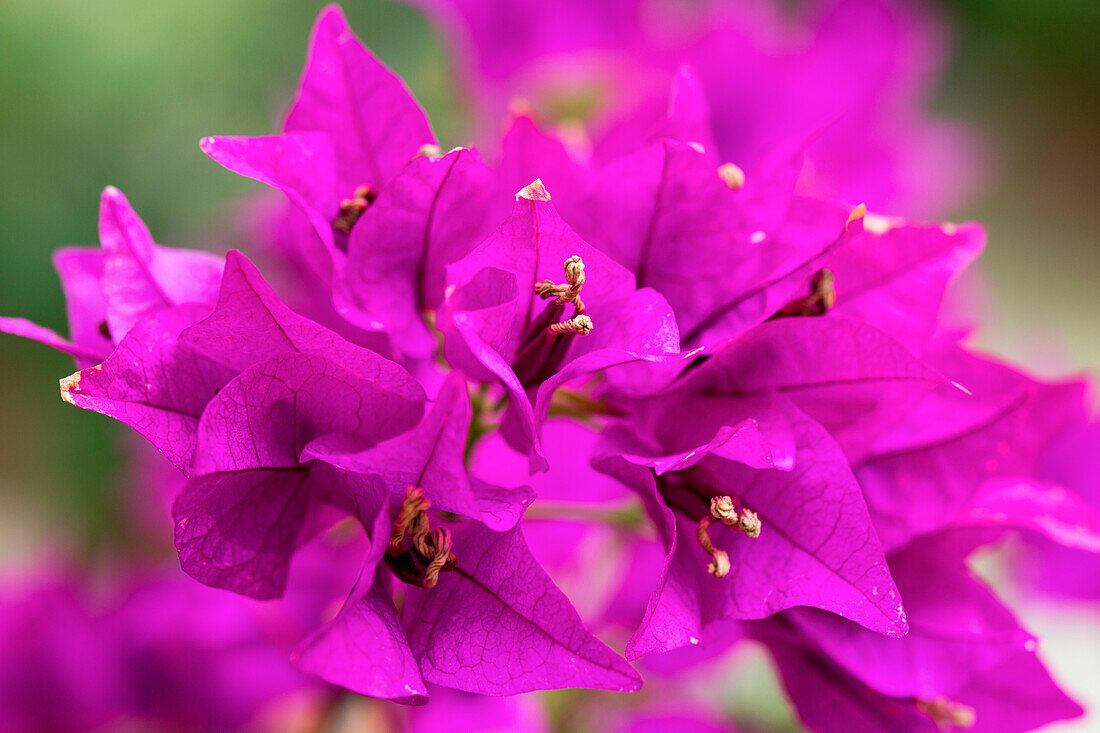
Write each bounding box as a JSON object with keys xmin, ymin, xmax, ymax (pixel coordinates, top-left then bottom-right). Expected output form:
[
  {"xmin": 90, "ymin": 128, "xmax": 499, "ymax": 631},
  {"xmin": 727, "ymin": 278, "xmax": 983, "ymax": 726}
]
[{"xmin": 718, "ymin": 162, "xmax": 746, "ymax": 190}]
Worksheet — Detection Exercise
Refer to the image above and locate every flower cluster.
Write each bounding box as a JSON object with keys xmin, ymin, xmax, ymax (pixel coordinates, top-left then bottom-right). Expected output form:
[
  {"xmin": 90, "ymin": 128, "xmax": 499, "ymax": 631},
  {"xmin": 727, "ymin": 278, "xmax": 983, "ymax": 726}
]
[{"xmin": 2, "ymin": 2, "xmax": 1096, "ymax": 731}]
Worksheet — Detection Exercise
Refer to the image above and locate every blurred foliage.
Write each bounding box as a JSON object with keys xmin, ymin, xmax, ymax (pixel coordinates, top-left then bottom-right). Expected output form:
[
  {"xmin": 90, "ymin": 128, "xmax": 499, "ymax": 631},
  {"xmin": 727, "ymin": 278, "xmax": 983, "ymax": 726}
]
[
  {"xmin": 0, "ymin": 0, "xmax": 464, "ymax": 555},
  {"xmin": 930, "ymin": 0, "xmax": 1100, "ymax": 376},
  {"xmin": 0, "ymin": 0, "xmax": 1097, "ymax": 554}
]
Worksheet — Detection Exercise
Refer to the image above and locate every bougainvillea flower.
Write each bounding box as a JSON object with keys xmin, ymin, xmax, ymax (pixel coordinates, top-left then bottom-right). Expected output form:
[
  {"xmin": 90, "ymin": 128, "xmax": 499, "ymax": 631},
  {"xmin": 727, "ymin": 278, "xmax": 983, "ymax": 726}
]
[
  {"xmin": 0, "ymin": 564, "xmax": 307, "ymax": 733},
  {"xmin": 202, "ymin": 6, "xmax": 438, "ymax": 277},
  {"xmin": 10, "ymin": 0, "xmax": 1094, "ymax": 724},
  {"xmin": 824, "ymin": 215, "xmax": 986, "ymax": 351},
  {"xmin": 570, "ymin": 137, "xmax": 864, "ymax": 347},
  {"xmin": 292, "ymin": 484, "xmax": 641, "ymax": 700},
  {"xmin": 410, "ymin": 0, "xmax": 977, "ymax": 216},
  {"xmin": 597, "ymin": 397, "xmax": 906, "ymax": 658},
  {"xmin": 0, "ymin": 186, "xmax": 222, "ymax": 367},
  {"xmin": 58, "ymin": 250, "xmax": 423, "ymax": 473},
  {"xmin": 761, "ymin": 534, "xmax": 1084, "ymax": 733},
  {"xmin": 439, "ymin": 180, "xmax": 680, "ymax": 466}
]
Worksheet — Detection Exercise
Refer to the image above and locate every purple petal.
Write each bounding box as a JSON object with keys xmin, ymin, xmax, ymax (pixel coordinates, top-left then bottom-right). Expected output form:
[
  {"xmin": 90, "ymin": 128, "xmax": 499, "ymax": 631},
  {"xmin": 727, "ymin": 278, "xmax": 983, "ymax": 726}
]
[
  {"xmin": 405, "ymin": 522, "xmax": 642, "ymax": 694},
  {"xmin": 681, "ymin": 316, "xmax": 949, "ymax": 459},
  {"xmin": 191, "ymin": 352, "xmax": 423, "ymax": 475},
  {"xmin": 54, "ymin": 247, "xmax": 112, "ymax": 365},
  {"xmin": 857, "ymin": 348, "xmax": 1090, "ymax": 551},
  {"xmin": 60, "ymin": 304, "xmax": 233, "ymax": 473},
  {"xmin": 338, "ymin": 147, "xmax": 495, "ymax": 356},
  {"xmin": 200, "ymin": 133, "xmax": 339, "ymax": 260},
  {"xmin": 829, "ymin": 216, "xmax": 985, "ymax": 349},
  {"xmin": 611, "ymin": 418, "xmax": 786, "ymax": 475},
  {"xmin": 174, "ymin": 459, "xmax": 385, "ymax": 600},
  {"xmin": 98, "ymin": 187, "xmax": 223, "ymax": 341},
  {"xmin": 494, "ymin": 111, "xmax": 587, "ymax": 225},
  {"xmin": 292, "ymin": 504, "xmax": 429, "ymax": 703},
  {"xmin": 304, "ymin": 372, "xmax": 533, "ymax": 530},
  {"xmin": 294, "ymin": 580, "xmax": 427, "ymax": 703},
  {"xmin": 181, "ymin": 250, "xmax": 424, "ymax": 405},
  {"xmin": 609, "ymin": 404, "xmax": 906, "ymax": 656},
  {"xmin": 571, "ymin": 139, "xmax": 858, "ymax": 346},
  {"xmin": 0, "ymin": 317, "xmax": 105, "ymax": 366},
  {"xmin": 787, "ymin": 539, "xmax": 1034, "ymax": 699},
  {"xmin": 173, "ymin": 469, "xmax": 334, "ymax": 599},
  {"xmin": 284, "ymin": 5, "xmax": 436, "ymax": 194}
]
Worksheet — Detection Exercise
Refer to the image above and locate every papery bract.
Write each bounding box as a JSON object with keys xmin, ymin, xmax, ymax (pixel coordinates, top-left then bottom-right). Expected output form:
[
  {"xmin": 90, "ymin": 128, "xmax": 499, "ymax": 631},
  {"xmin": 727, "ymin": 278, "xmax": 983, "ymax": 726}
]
[{"xmin": 405, "ymin": 521, "xmax": 643, "ymax": 695}]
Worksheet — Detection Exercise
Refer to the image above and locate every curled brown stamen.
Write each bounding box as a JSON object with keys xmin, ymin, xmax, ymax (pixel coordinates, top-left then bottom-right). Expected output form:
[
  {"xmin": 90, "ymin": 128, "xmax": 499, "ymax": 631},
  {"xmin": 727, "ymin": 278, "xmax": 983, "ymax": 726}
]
[
  {"xmin": 535, "ymin": 255, "xmax": 593, "ymax": 335},
  {"xmin": 386, "ymin": 487, "xmax": 458, "ymax": 589},
  {"xmin": 698, "ymin": 495, "xmax": 762, "ymax": 578},
  {"xmin": 710, "ymin": 495, "xmax": 762, "ymax": 539},
  {"xmin": 548, "ymin": 314, "xmax": 593, "ymax": 335},
  {"xmin": 416, "ymin": 527, "xmax": 457, "ymax": 589},
  {"xmin": 388, "ymin": 486, "xmax": 431, "ymax": 556},
  {"xmin": 697, "ymin": 516, "xmax": 731, "ymax": 578}
]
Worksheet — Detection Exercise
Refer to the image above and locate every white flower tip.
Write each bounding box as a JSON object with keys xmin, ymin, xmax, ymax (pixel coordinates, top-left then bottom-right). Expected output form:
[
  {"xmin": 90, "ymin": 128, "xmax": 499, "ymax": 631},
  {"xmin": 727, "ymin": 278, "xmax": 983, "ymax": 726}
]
[
  {"xmin": 718, "ymin": 162, "xmax": 745, "ymax": 190},
  {"xmin": 863, "ymin": 212, "xmax": 906, "ymax": 235},
  {"xmin": 517, "ymin": 179, "xmax": 552, "ymax": 202},
  {"xmin": 59, "ymin": 371, "xmax": 83, "ymax": 404}
]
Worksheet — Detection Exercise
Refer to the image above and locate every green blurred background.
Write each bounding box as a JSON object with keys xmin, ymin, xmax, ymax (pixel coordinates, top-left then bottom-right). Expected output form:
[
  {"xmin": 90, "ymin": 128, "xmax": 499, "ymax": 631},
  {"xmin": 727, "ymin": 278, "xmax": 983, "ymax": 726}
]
[{"xmin": 0, "ymin": 0, "xmax": 1097, "ymax": 727}]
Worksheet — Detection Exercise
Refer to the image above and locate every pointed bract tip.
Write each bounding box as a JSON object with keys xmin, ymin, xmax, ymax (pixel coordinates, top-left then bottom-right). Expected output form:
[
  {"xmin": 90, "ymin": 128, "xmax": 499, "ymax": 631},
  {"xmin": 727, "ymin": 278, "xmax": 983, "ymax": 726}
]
[
  {"xmin": 847, "ymin": 203, "xmax": 867, "ymax": 226},
  {"xmin": 317, "ymin": 3, "xmax": 349, "ymax": 27},
  {"xmin": 517, "ymin": 179, "xmax": 552, "ymax": 202},
  {"xmin": 59, "ymin": 371, "xmax": 83, "ymax": 404}
]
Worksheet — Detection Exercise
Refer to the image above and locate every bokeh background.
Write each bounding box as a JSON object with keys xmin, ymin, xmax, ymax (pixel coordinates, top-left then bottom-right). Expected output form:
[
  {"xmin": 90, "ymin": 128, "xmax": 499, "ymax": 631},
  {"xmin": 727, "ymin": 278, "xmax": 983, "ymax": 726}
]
[{"xmin": 1, "ymin": 0, "xmax": 1097, "ymax": 729}]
